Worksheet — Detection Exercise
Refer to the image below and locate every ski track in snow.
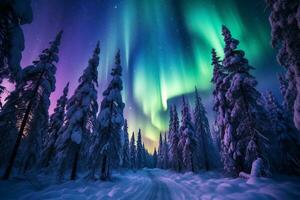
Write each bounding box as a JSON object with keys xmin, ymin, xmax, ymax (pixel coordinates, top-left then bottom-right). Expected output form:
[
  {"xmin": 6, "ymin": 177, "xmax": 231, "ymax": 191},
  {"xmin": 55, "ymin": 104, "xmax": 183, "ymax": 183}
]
[{"xmin": 0, "ymin": 169, "xmax": 300, "ymax": 200}]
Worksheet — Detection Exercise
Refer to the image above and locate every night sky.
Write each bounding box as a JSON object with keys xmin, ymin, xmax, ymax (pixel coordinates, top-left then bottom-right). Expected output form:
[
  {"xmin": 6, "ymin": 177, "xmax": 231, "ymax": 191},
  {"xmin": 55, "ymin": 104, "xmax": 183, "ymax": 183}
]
[{"xmin": 19, "ymin": 0, "xmax": 282, "ymax": 151}]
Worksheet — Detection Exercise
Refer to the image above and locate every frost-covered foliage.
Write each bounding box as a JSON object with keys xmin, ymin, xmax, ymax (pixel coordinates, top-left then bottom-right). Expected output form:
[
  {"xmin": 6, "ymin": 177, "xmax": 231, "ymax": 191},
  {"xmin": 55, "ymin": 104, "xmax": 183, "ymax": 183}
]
[
  {"xmin": 0, "ymin": 31, "xmax": 62, "ymax": 173},
  {"xmin": 55, "ymin": 42, "xmax": 99, "ymax": 180},
  {"xmin": 218, "ymin": 26, "xmax": 271, "ymax": 176},
  {"xmin": 193, "ymin": 88, "xmax": 218, "ymax": 170},
  {"xmin": 178, "ymin": 96, "xmax": 198, "ymax": 172},
  {"xmin": 157, "ymin": 133, "xmax": 163, "ymax": 168},
  {"xmin": 130, "ymin": 132, "xmax": 136, "ymax": 169},
  {"xmin": 136, "ymin": 129, "xmax": 143, "ymax": 169},
  {"xmin": 121, "ymin": 119, "xmax": 130, "ymax": 168},
  {"xmin": 211, "ymin": 48, "xmax": 228, "ymax": 157},
  {"xmin": 38, "ymin": 83, "xmax": 69, "ymax": 169},
  {"xmin": 89, "ymin": 50, "xmax": 125, "ymax": 181},
  {"xmin": 278, "ymin": 70, "xmax": 297, "ymax": 119},
  {"xmin": 264, "ymin": 91, "xmax": 300, "ymax": 174},
  {"xmin": 267, "ymin": 0, "xmax": 300, "ymax": 130},
  {"xmin": 0, "ymin": 0, "xmax": 33, "ymax": 85},
  {"xmin": 168, "ymin": 105, "xmax": 181, "ymax": 171}
]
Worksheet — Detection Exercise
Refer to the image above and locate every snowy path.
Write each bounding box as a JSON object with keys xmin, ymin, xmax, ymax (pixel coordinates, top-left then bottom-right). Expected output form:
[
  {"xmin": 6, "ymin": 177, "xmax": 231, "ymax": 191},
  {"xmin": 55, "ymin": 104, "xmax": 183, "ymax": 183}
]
[
  {"xmin": 1, "ymin": 169, "xmax": 300, "ymax": 200},
  {"xmin": 142, "ymin": 170, "xmax": 171, "ymax": 200}
]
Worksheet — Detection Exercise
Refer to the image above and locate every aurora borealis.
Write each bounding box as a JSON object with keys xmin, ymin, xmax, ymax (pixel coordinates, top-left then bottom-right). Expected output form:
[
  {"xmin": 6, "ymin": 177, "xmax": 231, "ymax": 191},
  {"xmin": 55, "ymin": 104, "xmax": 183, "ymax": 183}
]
[{"xmin": 18, "ymin": 0, "xmax": 282, "ymax": 151}]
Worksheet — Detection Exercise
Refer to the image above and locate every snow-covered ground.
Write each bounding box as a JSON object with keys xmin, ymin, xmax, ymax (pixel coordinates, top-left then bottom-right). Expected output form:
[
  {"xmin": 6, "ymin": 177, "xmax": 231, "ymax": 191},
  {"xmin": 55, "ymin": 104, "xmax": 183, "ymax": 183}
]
[{"xmin": 0, "ymin": 169, "xmax": 300, "ymax": 200}]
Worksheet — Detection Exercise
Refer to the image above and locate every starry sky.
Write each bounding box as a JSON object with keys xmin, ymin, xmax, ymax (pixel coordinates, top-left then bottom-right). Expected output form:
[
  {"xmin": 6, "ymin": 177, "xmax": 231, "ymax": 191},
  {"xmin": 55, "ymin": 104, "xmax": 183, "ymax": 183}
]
[{"xmin": 19, "ymin": 0, "xmax": 282, "ymax": 151}]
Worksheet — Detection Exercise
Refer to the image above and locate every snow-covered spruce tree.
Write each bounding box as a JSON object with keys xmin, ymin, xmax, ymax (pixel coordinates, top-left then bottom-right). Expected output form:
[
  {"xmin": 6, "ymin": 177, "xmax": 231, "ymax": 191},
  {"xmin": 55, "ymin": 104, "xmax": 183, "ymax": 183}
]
[
  {"xmin": 121, "ymin": 119, "xmax": 130, "ymax": 168},
  {"xmin": 153, "ymin": 148, "xmax": 158, "ymax": 168},
  {"xmin": 142, "ymin": 143, "xmax": 147, "ymax": 167},
  {"xmin": 130, "ymin": 132, "xmax": 136, "ymax": 169},
  {"xmin": 55, "ymin": 42, "xmax": 99, "ymax": 181},
  {"xmin": 157, "ymin": 133, "xmax": 164, "ymax": 168},
  {"xmin": 168, "ymin": 106, "xmax": 174, "ymax": 142},
  {"xmin": 193, "ymin": 87, "xmax": 216, "ymax": 170},
  {"xmin": 168, "ymin": 105, "xmax": 181, "ymax": 171},
  {"xmin": 211, "ymin": 48, "xmax": 228, "ymax": 165},
  {"xmin": 90, "ymin": 50, "xmax": 125, "ymax": 181},
  {"xmin": 178, "ymin": 96, "xmax": 198, "ymax": 172},
  {"xmin": 163, "ymin": 132, "xmax": 169, "ymax": 169},
  {"xmin": 1, "ymin": 31, "xmax": 62, "ymax": 179},
  {"xmin": 38, "ymin": 82, "xmax": 69, "ymax": 169},
  {"xmin": 264, "ymin": 91, "xmax": 300, "ymax": 174},
  {"xmin": 267, "ymin": 0, "xmax": 300, "ymax": 130},
  {"xmin": 220, "ymin": 25, "xmax": 271, "ymax": 176},
  {"xmin": 0, "ymin": 0, "xmax": 33, "ymax": 85},
  {"xmin": 136, "ymin": 129, "xmax": 143, "ymax": 169}
]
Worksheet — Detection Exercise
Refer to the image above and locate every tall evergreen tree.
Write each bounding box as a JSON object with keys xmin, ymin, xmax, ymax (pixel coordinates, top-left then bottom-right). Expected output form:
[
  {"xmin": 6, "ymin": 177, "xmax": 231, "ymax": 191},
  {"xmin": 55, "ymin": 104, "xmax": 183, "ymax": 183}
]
[
  {"xmin": 1, "ymin": 31, "xmax": 62, "ymax": 179},
  {"xmin": 38, "ymin": 82, "xmax": 69, "ymax": 169},
  {"xmin": 130, "ymin": 132, "xmax": 136, "ymax": 169},
  {"xmin": 264, "ymin": 91, "xmax": 300, "ymax": 174},
  {"xmin": 136, "ymin": 129, "xmax": 143, "ymax": 169},
  {"xmin": 168, "ymin": 106, "xmax": 174, "ymax": 142},
  {"xmin": 153, "ymin": 148, "xmax": 158, "ymax": 168},
  {"xmin": 267, "ymin": 0, "xmax": 300, "ymax": 130},
  {"xmin": 142, "ymin": 143, "xmax": 147, "ymax": 167},
  {"xmin": 211, "ymin": 48, "xmax": 228, "ymax": 165},
  {"xmin": 55, "ymin": 42, "xmax": 99, "ymax": 181},
  {"xmin": 193, "ymin": 87, "xmax": 215, "ymax": 170},
  {"xmin": 157, "ymin": 133, "xmax": 164, "ymax": 168},
  {"xmin": 178, "ymin": 96, "xmax": 197, "ymax": 172},
  {"xmin": 122, "ymin": 119, "xmax": 130, "ymax": 168},
  {"xmin": 91, "ymin": 50, "xmax": 125, "ymax": 180},
  {"xmin": 220, "ymin": 26, "xmax": 270, "ymax": 176},
  {"xmin": 163, "ymin": 132, "xmax": 169, "ymax": 169},
  {"xmin": 168, "ymin": 105, "xmax": 181, "ymax": 171}
]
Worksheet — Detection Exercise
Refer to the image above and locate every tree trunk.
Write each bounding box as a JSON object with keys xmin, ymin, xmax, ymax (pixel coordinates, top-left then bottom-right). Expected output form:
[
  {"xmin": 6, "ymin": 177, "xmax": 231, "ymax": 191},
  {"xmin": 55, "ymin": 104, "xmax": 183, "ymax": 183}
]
[
  {"xmin": 100, "ymin": 155, "xmax": 108, "ymax": 180},
  {"xmin": 70, "ymin": 146, "xmax": 80, "ymax": 180},
  {"xmin": 2, "ymin": 71, "xmax": 44, "ymax": 180},
  {"xmin": 201, "ymin": 135, "xmax": 209, "ymax": 171}
]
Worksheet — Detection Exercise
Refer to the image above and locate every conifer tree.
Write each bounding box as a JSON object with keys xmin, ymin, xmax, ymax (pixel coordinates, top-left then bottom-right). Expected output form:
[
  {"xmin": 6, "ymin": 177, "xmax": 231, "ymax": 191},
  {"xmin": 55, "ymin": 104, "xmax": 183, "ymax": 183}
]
[
  {"xmin": 153, "ymin": 148, "xmax": 158, "ymax": 168},
  {"xmin": 157, "ymin": 133, "xmax": 164, "ymax": 168},
  {"xmin": 1, "ymin": 31, "xmax": 62, "ymax": 179},
  {"xmin": 193, "ymin": 87, "xmax": 215, "ymax": 170},
  {"xmin": 163, "ymin": 132, "xmax": 169, "ymax": 169},
  {"xmin": 136, "ymin": 129, "xmax": 143, "ymax": 169},
  {"xmin": 178, "ymin": 96, "xmax": 197, "ymax": 172},
  {"xmin": 91, "ymin": 50, "xmax": 125, "ymax": 180},
  {"xmin": 38, "ymin": 82, "xmax": 69, "ymax": 168},
  {"xmin": 264, "ymin": 91, "xmax": 300, "ymax": 174},
  {"xmin": 220, "ymin": 26, "xmax": 270, "ymax": 176},
  {"xmin": 122, "ymin": 119, "xmax": 130, "ymax": 168},
  {"xmin": 168, "ymin": 105, "xmax": 181, "ymax": 171},
  {"xmin": 55, "ymin": 42, "xmax": 99, "ymax": 181},
  {"xmin": 211, "ymin": 48, "xmax": 228, "ymax": 169},
  {"xmin": 267, "ymin": 0, "xmax": 300, "ymax": 130},
  {"xmin": 168, "ymin": 106, "xmax": 174, "ymax": 142},
  {"xmin": 130, "ymin": 132, "xmax": 136, "ymax": 169},
  {"xmin": 142, "ymin": 143, "xmax": 147, "ymax": 167},
  {"xmin": 211, "ymin": 48, "xmax": 227, "ymax": 132}
]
